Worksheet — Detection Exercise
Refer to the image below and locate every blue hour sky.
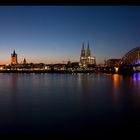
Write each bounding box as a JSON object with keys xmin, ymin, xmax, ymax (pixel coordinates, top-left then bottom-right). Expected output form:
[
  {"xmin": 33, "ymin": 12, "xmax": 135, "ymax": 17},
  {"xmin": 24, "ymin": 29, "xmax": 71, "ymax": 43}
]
[{"xmin": 0, "ymin": 6, "xmax": 140, "ymax": 64}]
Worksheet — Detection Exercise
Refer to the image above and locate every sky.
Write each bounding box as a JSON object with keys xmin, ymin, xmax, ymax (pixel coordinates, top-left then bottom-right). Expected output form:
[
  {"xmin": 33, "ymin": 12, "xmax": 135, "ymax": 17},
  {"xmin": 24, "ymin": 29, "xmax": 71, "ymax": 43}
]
[{"xmin": 0, "ymin": 6, "xmax": 140, "ymax": 64}]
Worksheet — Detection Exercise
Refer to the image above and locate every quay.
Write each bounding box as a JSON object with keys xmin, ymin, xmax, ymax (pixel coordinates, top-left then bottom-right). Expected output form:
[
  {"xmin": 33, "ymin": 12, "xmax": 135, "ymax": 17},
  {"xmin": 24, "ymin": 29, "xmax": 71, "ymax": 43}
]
[{"xmin": 0, "ymin": 67, "xmax": 138, "ymax": 75}]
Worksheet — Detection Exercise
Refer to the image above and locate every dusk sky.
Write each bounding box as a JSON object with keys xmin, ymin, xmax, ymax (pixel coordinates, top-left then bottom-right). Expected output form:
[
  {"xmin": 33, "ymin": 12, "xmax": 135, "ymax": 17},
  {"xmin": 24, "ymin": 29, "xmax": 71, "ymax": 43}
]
[{"xmin": 0, "ymin": 6, "xmax": 140, "ymax": 64}]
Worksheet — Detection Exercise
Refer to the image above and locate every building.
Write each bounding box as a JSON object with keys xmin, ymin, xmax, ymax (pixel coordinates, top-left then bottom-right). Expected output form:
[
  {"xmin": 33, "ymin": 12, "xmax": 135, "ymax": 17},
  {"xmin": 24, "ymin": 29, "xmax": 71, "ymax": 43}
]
[
  {"xmin": 105, "ymin": 59, "xmax": 121, "ymax": 67},
  {"xmin": 23, "ymin": 58, "xmax": 27, "ymax": 64},
  {"xmin": 11, "ymin": 50, "xmax": 18, "ymax": 65},
  {"xmin": 80, "ymin": 43, "xmax": 96, "ymax": 67}
]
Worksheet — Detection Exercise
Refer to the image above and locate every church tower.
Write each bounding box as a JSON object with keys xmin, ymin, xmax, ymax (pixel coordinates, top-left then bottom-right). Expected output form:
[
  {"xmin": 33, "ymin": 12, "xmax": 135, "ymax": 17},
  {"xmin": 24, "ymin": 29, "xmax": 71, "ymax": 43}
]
[
  {"xmin": 11, "ymin": 50, "xmax": 18, "ymax": 65},
  {"xmin": 86, "ymin": 43, "xmax": 91, "ymax": 57},
  {"xmin": 80, "ymin": 43, "xmax": 86, "ymax": 66},
  {"xmin": 80, "ymin": 43, "xmax": 85, "ymax": 57},
  {"xmin": 23, "ymin": 58, "xmax": 26, "ymax": 64}
]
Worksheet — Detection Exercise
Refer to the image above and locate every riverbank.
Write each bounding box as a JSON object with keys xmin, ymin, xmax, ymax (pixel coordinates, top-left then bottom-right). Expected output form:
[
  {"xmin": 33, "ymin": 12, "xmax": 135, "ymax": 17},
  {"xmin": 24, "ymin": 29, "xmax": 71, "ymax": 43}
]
[
  {"xmin": 0, "ymin": 68, "xmax": 137, "ymax": 75},
  {"xmin": 0, "ymin": 70, "xmax": 96, "ymax": 73}
]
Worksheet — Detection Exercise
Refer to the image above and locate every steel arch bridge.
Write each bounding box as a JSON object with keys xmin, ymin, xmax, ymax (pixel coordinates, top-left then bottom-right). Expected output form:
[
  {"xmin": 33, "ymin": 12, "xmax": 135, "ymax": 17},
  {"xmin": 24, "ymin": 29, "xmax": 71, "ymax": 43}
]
[{"xmin": 119, "ymin": 47, "xmax": 140, "ymax": 66}]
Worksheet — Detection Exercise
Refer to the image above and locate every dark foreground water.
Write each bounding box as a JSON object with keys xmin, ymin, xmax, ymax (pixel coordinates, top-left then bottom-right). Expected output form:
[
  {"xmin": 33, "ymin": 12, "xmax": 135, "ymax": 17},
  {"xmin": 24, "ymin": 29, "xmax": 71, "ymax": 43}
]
[{"xmin": 0, "ymin": 73, "xmax": 140, "ymax": 136}]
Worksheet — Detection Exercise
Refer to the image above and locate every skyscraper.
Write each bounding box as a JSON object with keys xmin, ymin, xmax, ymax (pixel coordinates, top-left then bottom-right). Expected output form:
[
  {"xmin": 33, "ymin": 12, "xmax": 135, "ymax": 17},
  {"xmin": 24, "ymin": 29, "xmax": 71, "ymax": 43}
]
[
  {"xmin": 11, "ymin": 50, "xmax": 18, "ymax": 65},
  {"xmin": 80, "ymin": 43, "xmax": 96, "ymax": 67}
]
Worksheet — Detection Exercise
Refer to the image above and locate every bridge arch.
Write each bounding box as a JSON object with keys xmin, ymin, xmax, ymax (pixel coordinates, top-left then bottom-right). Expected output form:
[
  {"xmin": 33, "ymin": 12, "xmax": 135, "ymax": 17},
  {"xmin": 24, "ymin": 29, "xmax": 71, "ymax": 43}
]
[{"xmin": 120, "ymin": 47, "xmax": 140, "ymax": 66}]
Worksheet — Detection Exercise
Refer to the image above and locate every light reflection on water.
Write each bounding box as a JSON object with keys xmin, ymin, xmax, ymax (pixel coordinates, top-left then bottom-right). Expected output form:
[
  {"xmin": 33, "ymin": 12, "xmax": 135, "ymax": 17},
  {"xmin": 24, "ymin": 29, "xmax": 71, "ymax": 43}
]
[
  {"xmin": 0, "ymin": 73, "xmax": 140, "ymax": 135},
  {"xmin": 133, "ymin": 72, "xmax": 140, "ymax": 81},
  {"xmin": 113, "ymin": 74, "xmax": 120, "ymax": 97}
]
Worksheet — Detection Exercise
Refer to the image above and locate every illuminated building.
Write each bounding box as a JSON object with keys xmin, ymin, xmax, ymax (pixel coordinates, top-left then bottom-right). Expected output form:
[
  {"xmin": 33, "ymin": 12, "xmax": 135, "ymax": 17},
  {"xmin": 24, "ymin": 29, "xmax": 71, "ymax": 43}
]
[
  {"xmin": 11, "ymin": 50, "xmax": 18, "ymax": 65},
  {"xmin": 80, "ymin": 43, "xmax": 96, "ymax": 67},
  {"xmin": 105, "ymin": 59, "xmax": 121, "ymax": 67}
]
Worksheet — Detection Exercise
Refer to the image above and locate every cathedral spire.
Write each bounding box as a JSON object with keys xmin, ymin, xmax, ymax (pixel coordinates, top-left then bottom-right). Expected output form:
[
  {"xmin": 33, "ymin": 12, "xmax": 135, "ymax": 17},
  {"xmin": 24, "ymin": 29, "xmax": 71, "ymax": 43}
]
[
  {"xmin": 81, "ymin": 42, "xmax": 85, "ymax": 57},
  {"xmin": 82, "ymin": 42, "xmax": 84, "ymax": 50},
  {"xmin": 87, "ymin": 43, "xmax": 89, "ymax": 49},
  {"xmin": 86, "ymin": 43, "xmax": 91, "ymax": 57}
]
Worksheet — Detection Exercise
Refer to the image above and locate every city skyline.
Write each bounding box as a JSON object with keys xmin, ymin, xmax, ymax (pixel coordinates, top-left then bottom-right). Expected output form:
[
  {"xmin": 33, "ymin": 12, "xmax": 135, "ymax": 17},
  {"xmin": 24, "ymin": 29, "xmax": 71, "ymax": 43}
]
[{"xmin": 0, "ymin": 6, "xmax": 140, "ymax": 64}]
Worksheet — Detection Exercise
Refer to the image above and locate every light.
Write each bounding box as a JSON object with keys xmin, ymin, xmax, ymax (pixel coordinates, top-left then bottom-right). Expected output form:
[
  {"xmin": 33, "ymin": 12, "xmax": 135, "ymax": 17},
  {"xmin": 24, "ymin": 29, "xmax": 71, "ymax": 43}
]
[
  {"xmin": 135, "ymin": 61, "xmax": 140, "ymax": 65},
  {"xmin": 115, "ymin": 67, "xmax": 119, "ymax": 73},
  {"xmin": 45, "ymin": 66, "xmax": 48, "ymax": 70},
  {"xmin": 133, "ymin": 72, "xmax": 140, "ymax": 81}
]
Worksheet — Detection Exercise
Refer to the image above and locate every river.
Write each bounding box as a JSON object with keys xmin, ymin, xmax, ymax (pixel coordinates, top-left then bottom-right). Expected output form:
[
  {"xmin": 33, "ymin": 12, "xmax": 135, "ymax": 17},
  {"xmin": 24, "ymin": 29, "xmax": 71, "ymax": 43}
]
[{"xmin": 0, "ymin": 73, "xmax": 140, "ymax": 136}]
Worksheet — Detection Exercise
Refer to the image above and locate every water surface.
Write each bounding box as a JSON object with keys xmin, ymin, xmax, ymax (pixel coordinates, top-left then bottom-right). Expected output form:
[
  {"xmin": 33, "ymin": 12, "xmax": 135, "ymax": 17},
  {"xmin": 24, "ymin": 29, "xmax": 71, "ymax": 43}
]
[{"xmin": 0, "ymin": 73, "xmax": 140, "ymax": 136}]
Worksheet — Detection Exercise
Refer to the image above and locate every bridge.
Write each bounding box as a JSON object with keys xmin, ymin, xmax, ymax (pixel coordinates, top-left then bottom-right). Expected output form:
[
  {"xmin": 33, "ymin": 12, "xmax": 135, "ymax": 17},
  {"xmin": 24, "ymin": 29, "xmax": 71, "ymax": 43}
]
[
  {"xmin": 117, "ymin": 47, "xmax": 140, "ymax": 73},
  {"xmin": 97, "ymin": 47, "xmax": 140, "ymax": 74},
  {"xmin": 119, "ymin": 46, "xmax": 140, "ymax": 67}
]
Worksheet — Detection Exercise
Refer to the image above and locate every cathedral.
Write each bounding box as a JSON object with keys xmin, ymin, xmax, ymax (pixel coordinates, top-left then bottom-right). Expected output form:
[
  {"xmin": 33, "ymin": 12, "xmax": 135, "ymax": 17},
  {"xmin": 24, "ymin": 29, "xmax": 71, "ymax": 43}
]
[{"xmin": 80, "ymin": 43, "xmax": 96, "ymax": 67}]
